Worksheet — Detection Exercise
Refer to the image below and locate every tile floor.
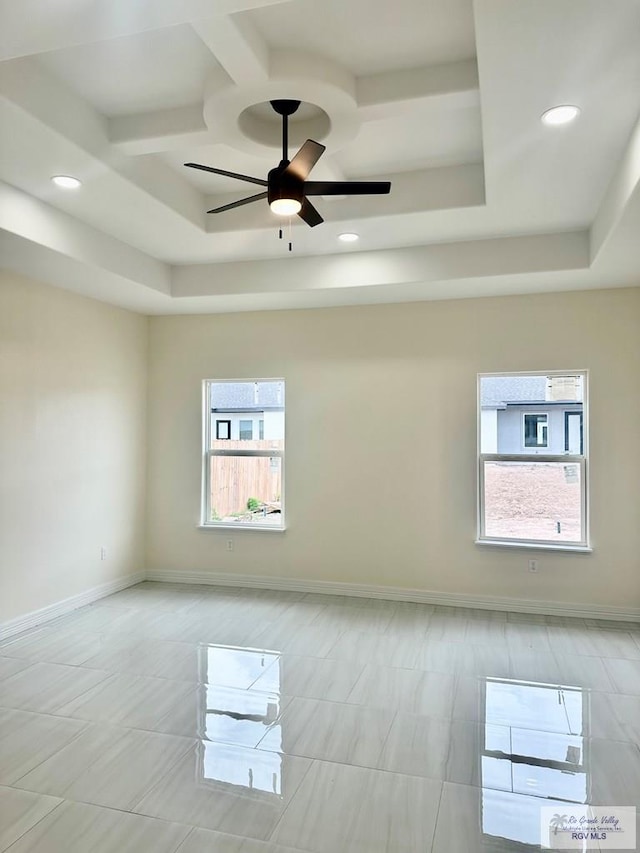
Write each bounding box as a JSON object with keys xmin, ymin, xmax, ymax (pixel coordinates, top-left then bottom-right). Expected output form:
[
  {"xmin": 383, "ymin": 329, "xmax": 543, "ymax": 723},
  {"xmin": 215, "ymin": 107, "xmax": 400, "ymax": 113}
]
[{"xmin": 1, "ymin": 582, "xmax": 639, "ymax": 852}]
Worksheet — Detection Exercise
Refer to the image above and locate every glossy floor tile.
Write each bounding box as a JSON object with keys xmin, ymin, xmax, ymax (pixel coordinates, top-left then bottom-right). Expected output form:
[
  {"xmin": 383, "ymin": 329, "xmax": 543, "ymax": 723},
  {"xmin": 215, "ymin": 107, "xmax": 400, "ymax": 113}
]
[
  {"xmin": 0, "ymin": 655, "xmax": 32, "ymax": 681},
  {"xmin": 256, "ymin": 654, "xmax": 365, "ymax": 702},
  {"xmin": 0, "ymin": 661, "xmax": 109, "ymax": 713},
  {"xmin": 346, "ymin": 663, "xmax": 456, "ymax": 716},
  {"xmin": 258, "ymin": 695, "xmax": 395, "ymax": 767},
  {"xmin": 0, "ymin": 786, "xmax": 62, "ymax": 852},
  {"xmin": 0, "ymin": 709, "xmax": 88, "ymax": 785},
  {"xmin": 270, "ymin": 760, "xmax": 442, "ymax": 853},
  {"xmin": 175, "ymin": 827, "xmax": 311, "ymax": 853},
  {"xmin": 56, "ymin": 672, "xmax": 196, "ymax": 729},
  {"xmin": 13, "ymin": 723, "xmax": 193, "ymax": 810},
  {"xmin": 432, "ymin": 782, "xmax": 573, "ymax": 853},
  {"xmin": 1, "ymin": 582, "xmax": 639, "ymax": 853},
  {"xmin": 133, "ymin": 740, "xmax": 312, "ymax": 840},
  {"xmin": 377, "ymin": 713, "xmax": 485, "ymax": 784},
  {"xmin": 5, "ymin": 800, "xmax": 190, "ymax": 853}
]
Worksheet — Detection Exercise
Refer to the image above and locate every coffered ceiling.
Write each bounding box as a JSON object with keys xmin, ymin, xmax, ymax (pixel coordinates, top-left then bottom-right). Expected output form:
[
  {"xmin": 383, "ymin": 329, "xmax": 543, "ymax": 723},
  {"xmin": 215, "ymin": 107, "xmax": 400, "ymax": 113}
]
[{"xmin": 1, "ymin": 0, "xmax": 639, "ymax": 313}]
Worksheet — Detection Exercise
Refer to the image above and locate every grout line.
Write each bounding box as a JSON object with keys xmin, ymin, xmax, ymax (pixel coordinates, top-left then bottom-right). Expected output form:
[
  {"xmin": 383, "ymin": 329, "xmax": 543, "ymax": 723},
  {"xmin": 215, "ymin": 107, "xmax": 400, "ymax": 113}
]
[{"xmin": 427, "ymin": 778, "xmax": 446, "ymax": 853}]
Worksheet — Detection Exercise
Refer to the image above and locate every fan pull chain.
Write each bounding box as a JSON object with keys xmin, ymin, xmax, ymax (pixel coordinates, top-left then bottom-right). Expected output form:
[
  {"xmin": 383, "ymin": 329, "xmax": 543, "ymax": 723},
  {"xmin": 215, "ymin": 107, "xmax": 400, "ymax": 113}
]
[{"xmin": 276, "ymin": 222, "xmax": 293, "ymax": 252}]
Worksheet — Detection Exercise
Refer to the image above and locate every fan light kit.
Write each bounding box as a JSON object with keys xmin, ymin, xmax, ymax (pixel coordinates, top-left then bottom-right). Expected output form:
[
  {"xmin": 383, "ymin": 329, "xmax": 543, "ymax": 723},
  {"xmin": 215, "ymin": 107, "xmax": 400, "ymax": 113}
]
[
  {"xmin": 271, "ymin": 198, "xmax": 302, "ymax": 216},
  {"xmin": 541, "ymin": 105, "xmax": 580, "ymax": 126},
  {"xmin": 51, "ymin": 175, "xmax": 81, "ymax": 189},
  {"xmin": 186, "ymin": 100, "xmax": 391, "ymax": 251}
]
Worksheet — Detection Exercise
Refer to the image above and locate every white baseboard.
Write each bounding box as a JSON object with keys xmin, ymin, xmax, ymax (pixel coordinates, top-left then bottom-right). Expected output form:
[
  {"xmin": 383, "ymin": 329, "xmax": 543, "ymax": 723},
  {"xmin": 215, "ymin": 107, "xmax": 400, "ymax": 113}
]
[
  {"xmin": 145, "ymin": 570, "xmax": 640, "ymax": 623},
  {"xmin": 0, "ymin": 572, "xmax": 145, "ymax": 641},
  {"xmin": 3, "ymin": 568, "xmax": 637, "ymax": 640}
]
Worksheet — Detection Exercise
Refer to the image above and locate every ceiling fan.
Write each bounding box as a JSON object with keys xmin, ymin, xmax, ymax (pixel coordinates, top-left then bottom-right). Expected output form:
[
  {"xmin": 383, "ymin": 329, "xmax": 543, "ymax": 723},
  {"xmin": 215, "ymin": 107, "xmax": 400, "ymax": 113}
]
[{"xmin": 185, "ymin": 99, "xmax": 391, "ymax": 227}]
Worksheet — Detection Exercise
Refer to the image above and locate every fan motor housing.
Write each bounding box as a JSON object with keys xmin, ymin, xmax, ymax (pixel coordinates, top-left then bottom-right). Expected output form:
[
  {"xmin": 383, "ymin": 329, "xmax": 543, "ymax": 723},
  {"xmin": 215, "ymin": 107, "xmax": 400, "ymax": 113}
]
[{"xmin": 267, "ymin": 164, "xmax": 303, "ymax": 208}]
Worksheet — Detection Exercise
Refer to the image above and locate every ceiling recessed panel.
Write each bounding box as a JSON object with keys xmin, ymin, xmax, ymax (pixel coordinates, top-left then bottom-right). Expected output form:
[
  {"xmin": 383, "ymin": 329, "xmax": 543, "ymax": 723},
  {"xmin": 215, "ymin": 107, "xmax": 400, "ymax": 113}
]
[
  {"xmin": 335, "ymin": 103, "xmax": 483, "ymax": 177},
  {"xmin": 37, "ymin": 24, "xmax": 230, "ymax": 117},
  {"xmin": 241, "ymin": 0, "xmax": 476, "ymax": 76},
  {"xmin": 1, "ymin": 0, "xmax": 639, "ymax": 313}
]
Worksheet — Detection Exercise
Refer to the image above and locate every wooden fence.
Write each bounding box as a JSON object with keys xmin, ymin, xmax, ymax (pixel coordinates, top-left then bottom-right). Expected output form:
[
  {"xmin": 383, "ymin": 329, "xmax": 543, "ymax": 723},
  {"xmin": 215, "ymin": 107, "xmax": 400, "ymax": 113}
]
[{"xmin": 210, "ymin": 440, "xmax": 282, "ymax": 519}]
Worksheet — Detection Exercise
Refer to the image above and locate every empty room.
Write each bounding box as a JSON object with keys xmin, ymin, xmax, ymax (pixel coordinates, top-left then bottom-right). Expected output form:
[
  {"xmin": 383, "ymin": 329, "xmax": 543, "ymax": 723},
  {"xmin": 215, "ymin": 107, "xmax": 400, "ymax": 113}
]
[{"xmin": 1, "ymin": 1, "xmax": 640, "ymax": 852}]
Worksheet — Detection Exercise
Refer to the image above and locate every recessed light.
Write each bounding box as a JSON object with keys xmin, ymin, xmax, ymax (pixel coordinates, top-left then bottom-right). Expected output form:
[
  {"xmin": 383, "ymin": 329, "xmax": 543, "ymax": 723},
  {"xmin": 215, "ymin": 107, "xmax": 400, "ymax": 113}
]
[
  {"xmin": 51, "ymin": 175, "xmax": 82, "ymax": 189},
  {"xmin": 338, "ymin": 232, "xmax": 359, "ymax": 242},
  {"xmin": 541, "ymin": 105, "xmax": 580, "ymax": 126}
]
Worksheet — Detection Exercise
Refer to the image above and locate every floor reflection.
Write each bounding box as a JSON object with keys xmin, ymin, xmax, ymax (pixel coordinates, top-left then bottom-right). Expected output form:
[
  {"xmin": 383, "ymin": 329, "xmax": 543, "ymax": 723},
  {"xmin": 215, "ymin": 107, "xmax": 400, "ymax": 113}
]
[
  {"xmin": 480, "ymin": 678, "xmax": 589, "ymax": 847},
  {"xmin": 200, "ymin": 741, "xmax": 283, "ymax": 795},
  {"xmin": 196, "ymin": 644, "xmax": 284, "ymax": 796}
]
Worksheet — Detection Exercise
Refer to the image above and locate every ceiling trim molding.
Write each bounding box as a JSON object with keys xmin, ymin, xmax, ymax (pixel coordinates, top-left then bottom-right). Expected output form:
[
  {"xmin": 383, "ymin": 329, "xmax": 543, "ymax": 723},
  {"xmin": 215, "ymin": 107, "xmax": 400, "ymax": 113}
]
[
  {"xmin": 590, "ymin": 115, "xmax": 640, "ymax": 263},
  {"xmin": 171, "ymin": 231, "xmax": 590, "ymax": 298}
]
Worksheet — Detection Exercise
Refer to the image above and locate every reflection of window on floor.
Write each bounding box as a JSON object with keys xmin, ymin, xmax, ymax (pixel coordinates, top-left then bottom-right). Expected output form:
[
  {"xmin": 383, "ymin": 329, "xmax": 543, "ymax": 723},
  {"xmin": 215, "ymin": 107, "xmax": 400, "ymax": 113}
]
[
  {"xmin": 197, "ymin": 644, "xmax": 283, "ymax": 796},
  {"xmin": 480, "ymin": 678, "xmax": 588, "ymax": 846}
]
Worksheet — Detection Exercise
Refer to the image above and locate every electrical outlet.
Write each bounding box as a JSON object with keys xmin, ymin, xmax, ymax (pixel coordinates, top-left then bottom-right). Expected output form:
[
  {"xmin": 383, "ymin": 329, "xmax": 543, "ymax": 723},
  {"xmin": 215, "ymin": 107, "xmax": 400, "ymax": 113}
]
[
  {"xmin": 226, "ymin": 539, "xmax": 234, "ymax": 552},
  {"xmin": 528, "ymin": 559, "xmax": 538, "ymax": 573},
  {"xmin": 100, "ymin": 546, "xmax": 107, "ymax": 561}
]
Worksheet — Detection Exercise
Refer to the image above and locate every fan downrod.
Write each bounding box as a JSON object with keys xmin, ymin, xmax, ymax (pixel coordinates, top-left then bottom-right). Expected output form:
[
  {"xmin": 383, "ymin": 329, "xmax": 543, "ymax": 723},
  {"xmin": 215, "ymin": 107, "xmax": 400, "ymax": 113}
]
[{"xmin": 270, "ymin": 100, "xmax": 301, "ymax": 163}]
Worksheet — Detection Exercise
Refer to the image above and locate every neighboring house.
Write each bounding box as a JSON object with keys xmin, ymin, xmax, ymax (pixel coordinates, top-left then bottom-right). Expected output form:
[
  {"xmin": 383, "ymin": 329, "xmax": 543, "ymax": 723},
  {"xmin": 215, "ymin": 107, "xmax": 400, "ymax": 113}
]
[
  {"xmin": 480, "ymin": 376, "xmax": 583, "ymax": 455},
  {"xmin": 210, "ymin": 381, "xmax": 284, "ymax": 442}
]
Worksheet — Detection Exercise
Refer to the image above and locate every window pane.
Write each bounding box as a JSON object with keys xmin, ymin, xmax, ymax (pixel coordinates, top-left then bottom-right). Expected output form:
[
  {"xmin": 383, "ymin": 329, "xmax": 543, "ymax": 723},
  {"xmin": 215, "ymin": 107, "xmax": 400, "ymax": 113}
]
[
  {"xmin": 209, "ymin": 381, "xmax": 285, "ymax": 448},
  {"xmin": 480, "ymin": 374, "xmax": 583, "ymax": 455},
  {"xmin": 210, "ymin": 455, "xmax": 282, "ymax": 526},
  {"xmin": 523, "ymin": 414, "xmax": 548, "ymax": 448},
  {"xmin": 483, "ymin": 461, "xmax": 582, "ymax": 542},
  {"xmin": 216, "ymin": 420, "xmax": 230, "ymax": 440}
]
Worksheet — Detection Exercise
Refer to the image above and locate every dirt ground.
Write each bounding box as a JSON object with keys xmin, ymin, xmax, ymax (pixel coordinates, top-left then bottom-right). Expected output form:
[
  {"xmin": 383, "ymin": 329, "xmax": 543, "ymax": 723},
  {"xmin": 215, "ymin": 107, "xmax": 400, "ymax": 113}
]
[{"xmin": 484, "ymin": 462, "xmax": 581, "ymax": 541}]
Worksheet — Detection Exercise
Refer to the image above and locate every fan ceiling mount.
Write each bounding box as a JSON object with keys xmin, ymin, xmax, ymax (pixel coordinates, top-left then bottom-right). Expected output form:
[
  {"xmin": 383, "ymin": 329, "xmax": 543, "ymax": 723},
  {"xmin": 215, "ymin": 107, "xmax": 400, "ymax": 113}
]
[{"xmin": 185, "ymin": 99, "xmax": 391, "ymax": 228}]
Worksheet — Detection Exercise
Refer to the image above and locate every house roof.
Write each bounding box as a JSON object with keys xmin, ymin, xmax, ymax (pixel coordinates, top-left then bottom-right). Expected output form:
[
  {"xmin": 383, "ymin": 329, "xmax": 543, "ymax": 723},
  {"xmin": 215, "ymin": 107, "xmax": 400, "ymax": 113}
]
[
  {"xmin": 480, "ymin": 376, "xmax": 547, "ymax": 406},
  {"xmin": 210, "ymin": 381, "xmax": 284, "ymax": 411},
  {"xmin": 480, "ymin": 375, "xmax": 583, "ymax": 408}
]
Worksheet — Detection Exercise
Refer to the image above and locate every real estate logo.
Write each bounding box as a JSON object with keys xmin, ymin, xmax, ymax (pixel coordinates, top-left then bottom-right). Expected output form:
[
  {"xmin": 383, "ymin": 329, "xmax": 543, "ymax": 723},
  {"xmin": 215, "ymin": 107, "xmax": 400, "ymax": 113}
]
[{"xmin": 540, "ymin": 806, "xmax": 636, "ymax": 850}]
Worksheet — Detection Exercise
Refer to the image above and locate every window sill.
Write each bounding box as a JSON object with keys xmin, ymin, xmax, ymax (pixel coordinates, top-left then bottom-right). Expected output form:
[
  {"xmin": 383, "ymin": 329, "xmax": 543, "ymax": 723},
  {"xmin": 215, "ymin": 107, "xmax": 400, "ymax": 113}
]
[
  {"xmin": 475, "ymin": 539, "xmax": 592, "ymax": 553},
  {"xmin": 198, "ymin": 524, "xmax": 285, "ymax": 533}
]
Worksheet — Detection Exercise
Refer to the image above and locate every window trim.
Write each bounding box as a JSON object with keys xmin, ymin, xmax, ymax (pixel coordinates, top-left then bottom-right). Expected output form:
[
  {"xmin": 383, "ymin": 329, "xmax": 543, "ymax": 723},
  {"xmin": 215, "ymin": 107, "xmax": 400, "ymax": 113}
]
[
  {"xmin": 477, "ymin": 370, "xmax": 589, "ymax": 551},
  {"xmin": 201, "ymin": 379, "xmax": 285, "ymax": 531}
]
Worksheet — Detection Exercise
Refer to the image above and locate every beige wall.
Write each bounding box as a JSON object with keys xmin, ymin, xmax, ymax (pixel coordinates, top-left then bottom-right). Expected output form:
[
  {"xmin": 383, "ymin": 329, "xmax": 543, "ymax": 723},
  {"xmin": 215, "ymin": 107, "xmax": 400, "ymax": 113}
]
[
  {"xmin": 147, "ymin": 287, "xmax": 640, "ymax": 612},
  {"xmin": 0, "ymin": 271, "xmax": 148, "ymax": 622}
]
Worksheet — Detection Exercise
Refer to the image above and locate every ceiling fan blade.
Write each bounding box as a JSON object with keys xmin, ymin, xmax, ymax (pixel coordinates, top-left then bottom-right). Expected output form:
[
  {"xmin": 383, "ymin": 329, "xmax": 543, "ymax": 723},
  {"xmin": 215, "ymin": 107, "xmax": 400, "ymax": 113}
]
[
  {"xmin": 207, "ymin": 192, "xmax": 268, "ymax": 214},
  {"xmin": 304, "ymin": 181, "xmax": 391, "ymax": 196},
  {"xmin": 185, "ymin": 163, "xmax": 267, "ymax": 187},
  {"xmin": 297, "ymin": 198, "xmax": 324, "ymax": 227},
  {"xmin": 284, "ymin": 140, "xmax": 326, "ymax": 181}
]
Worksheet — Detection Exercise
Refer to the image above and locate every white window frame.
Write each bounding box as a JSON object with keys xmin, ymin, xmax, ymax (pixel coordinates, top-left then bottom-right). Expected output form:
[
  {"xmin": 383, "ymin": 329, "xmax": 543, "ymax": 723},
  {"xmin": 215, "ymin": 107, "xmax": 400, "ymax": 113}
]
[
  {"xmin": 201, "ymin": 379, "xmax": 285, "ymax": 531},
  {"xmin": 477, "ymin": 370, "xmax": 590, "ymax": 552}
]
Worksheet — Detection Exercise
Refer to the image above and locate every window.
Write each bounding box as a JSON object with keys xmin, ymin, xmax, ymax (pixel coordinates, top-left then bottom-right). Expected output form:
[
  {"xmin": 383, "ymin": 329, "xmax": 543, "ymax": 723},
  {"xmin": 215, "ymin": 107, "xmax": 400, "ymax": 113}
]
[
  {"xmin": 216, "ymin": 420, "xmax": 231, "ymax": 440},
  {"xmin": 478, "ymin": 371, "xmax": 588, "ymax": 549},
  {"xmin": 523, "ymin": 413, "xmax": 548, "ymax": 448},
  {"xmin": 239, "ymin": 420, "xmax": 253, "ymax": 440},
  {"xmin": 203, "ymin": 380, "xmax": 284, "ymax": 529}
]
